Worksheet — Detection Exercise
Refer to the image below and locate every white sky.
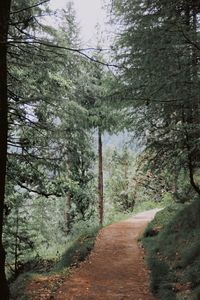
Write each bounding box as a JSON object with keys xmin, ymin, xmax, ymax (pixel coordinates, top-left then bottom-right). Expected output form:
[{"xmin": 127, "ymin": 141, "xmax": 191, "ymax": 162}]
[{"xmin": 50, "ymin": 0, "xmax": 109, "ymax": 46}]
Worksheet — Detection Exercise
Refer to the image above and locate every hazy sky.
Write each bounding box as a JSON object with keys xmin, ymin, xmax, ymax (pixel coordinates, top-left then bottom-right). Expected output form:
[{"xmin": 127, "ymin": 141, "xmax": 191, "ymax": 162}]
[{"xmin": 50, "ymin": 0, "xmax": 108, "ymax": 45}]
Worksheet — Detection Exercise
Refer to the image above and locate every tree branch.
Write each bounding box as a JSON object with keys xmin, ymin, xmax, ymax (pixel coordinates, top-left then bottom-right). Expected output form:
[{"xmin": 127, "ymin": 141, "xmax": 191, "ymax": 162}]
[
  {"xmin": 14, "ymin": 181, "xmax": 62, "ymax": 198},
  {"xmin": 7, "ymin": 40, "xmax": 120, "ymax": 68},
  {"xmin": 10, "ymin": 0, "xmax": 50, "ymax": 15}
]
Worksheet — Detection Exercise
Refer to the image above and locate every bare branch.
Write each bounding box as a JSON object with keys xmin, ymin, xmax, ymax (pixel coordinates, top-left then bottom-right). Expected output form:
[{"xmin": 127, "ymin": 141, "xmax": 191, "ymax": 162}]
[
  {"xmin": 8, "ymin": 40, "xmax": 120, "ymax": 68},
  {"xmin": 13, "ymin": 181, "xmax": 62, "ymax": 198}
]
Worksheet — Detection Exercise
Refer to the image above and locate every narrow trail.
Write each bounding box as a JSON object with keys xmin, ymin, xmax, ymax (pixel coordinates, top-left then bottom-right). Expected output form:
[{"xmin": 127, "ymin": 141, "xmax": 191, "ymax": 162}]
[{"xmin": 56, "ymin": 209, "xmax": 159, "ymax": 300}]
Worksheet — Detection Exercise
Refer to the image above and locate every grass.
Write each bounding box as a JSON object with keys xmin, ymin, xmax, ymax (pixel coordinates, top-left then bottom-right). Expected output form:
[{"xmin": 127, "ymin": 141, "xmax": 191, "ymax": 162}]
[
  {"xmin": 53, "ymin": 226, "xmax": 100, "ymax": 272},
  {"xmin": 9, "ymin": 225, "xmax": 100, "ymax": 299},
  {"xmin": 143, "ymin": 203, "xmax": 181, "ymax": 237},
  {"xmin": 10, "ymin": 272, "xmax": 36, "ymax": 300},
  {"xmin": 142, "ymin": 199, "xmax": 200, "ymax": 299}
]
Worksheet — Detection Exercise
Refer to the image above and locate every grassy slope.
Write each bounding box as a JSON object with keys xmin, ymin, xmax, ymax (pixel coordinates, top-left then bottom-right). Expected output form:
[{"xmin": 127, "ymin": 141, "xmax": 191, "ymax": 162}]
[
  {"xmin": 142, "ymin": 200, "xmax": 200, "ymax": 300},
  {"xmin": 10, "ymin": 226, "xmax": 100, "ymax": 299}
]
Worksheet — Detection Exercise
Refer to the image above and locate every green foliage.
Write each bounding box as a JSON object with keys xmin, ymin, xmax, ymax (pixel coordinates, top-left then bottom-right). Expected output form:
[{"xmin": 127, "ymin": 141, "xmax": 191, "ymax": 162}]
[
  {"xmin": 69, "ymin": 216, "xmax": 99, "ymax": 238},
  {"xmin": 10, "ymin": 272, "xmax": 35, "ymax": 300},
  {"xmin": 5, "ymin": 0, "xmax": 98, "ymax": 282},
  {"xmin": 143, "ymin": 200, "xmax": 200, "ymax": 299},
  {"xmin": 111, "ymin": 0, "xmax": 200, "ymax": 197},
  {"xmin": 144, "ymin": 204, "xmax": 181, "ymax": 237},
  {"xmin": 161, "ymin": 192, "xmax": 174, "ymax": 206},
  {"xmin": 134, "ymin": 200, "xmax": 163, "ymax": 214},
  {"xmin": 54, "ymin": 226, "xmax": 100, "ymax": 272},
  {"xmin": 104, "ymin": 210, "xmax": 133, "ymax": 226},
  {"xmin": 4, "ymin": 193, "xmax": 36, "ymax": 279},
  {"xmin": 104, "ymin": 146, "xmax": 136, "ymax": 212},
  {"xmin": 180, "ymin": 242, "xmax": 200, "ymax": 270},
  {"xmin": 8, "ymin": 0, "xmax": 200, "ymax": 297},
  {"xmin": 148, "ymin": 258, "xmax": 173, "ymax": 295},
  {"xmin": 9, "ymin": 222, "xmax": 100, "ymax": 299}
]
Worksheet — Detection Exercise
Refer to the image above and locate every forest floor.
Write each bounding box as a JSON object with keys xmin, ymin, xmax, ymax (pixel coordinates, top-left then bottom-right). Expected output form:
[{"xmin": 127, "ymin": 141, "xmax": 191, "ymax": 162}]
[{"xmin": 26, "ymin": 209, "xmax": 160, "ymax": 300}]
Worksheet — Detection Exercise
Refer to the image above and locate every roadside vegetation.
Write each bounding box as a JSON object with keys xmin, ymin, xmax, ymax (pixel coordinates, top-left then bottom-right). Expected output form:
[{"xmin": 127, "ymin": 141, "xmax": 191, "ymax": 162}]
[
  {"xmin": 142, "ymin": 199, "xmax": 200, "ymax": 300},
  {"xmin": 10, "ymin": 225, "xmax": 100, "ymax": 300}
]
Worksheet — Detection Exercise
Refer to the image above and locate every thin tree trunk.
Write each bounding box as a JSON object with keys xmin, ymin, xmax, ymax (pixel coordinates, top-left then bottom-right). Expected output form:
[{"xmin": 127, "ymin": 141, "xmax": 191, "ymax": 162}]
[
  {"xmin": 182, "ymin": 107, "xmax": 200, "ymax": 196},
  {"xmin": 64, "ymin": 193, "xmax": 72, "ymax": 234},
  {"xmin": 188, "ymin": 159, "xmax": 200, "ymax": 195},
  {"xmin": 14, "ymin": 210, "xmax": 19, "ymax": 278},
  {"xmin": 0, "ymin": 1, "xmax": 11, "ymax": 299},
  {"xmin": 124, "ymin": 159, "xmax": 130, "ymax": 210},
  {"xmin": 98, "ymin": 128, "xmax": 104, "ymax": 226},
  {"xmin": 181, "ymin": 3, "xmax": 200, "ymax": 197}
]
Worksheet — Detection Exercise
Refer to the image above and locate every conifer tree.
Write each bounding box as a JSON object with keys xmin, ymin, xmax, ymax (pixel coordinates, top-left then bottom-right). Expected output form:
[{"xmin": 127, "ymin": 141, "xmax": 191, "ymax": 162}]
[
  {"xmin": 111, "ymin": 0, "xmax": 200, "ymax": 195},
  {"xmin": 0, "ymin": 1, "xmax": 12, "ymax": 298},
  {"xmin": 2, "ymin": 0, "xmax": 97, "ymax": 293}
]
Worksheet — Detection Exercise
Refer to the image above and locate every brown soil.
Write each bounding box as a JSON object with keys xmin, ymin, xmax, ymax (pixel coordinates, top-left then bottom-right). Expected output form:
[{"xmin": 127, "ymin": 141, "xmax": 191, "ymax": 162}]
[{"xmin": 55, "ymin": 209, "xmax": 159, "ymax": 300}]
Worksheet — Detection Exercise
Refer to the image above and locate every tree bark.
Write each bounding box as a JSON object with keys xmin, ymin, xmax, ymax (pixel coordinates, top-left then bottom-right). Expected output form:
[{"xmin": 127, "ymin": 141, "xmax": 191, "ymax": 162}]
[
  {"xmin": 98, "ymin": 128, "xmax": 104, "ymax": 226},
  {"xmin": 64, "ymin": 193, "xmax": 72, "ymax": 235},
  {"xmin": 14, "ymin": 209, "xmax": 19, "ymax": 278},
  {"xmin": 0, "ymin": 1, "xmax": 11, "ymax": 298},
  {"xmin": 182, "ymin": 106, "xmax": 200, "ymax": 196}
]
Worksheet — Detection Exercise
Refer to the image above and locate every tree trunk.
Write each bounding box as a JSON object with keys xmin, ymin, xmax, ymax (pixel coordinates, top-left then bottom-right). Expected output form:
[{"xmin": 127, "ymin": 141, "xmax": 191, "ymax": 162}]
[
  {"xmin": 98, "ymin": 128, "xmax": 104, "ymax": 226},
  {"xmin": 64, "ymin": 193, "xmax": 72, "ymax": 235},
  {"xmin": 0, "ymin": 1, "xmax": 11, "ymax": 299},
  {"xmin": 14, "ymin": 210, "xmax": 19, "ymax": 278},
  {"xmin": 124, "ymin": 159, "xmax": 131, "ymax": 210},
  {"xmin": 181, "ymin": 107, "xmax": 200, "ymax": 196},
  {"xmin": 187, "ymin": 150, "xmax": 200, "ymax": 196},
  {"xmin": 181, "ymin": 3, "xmax": 200, "ymax": 197}
]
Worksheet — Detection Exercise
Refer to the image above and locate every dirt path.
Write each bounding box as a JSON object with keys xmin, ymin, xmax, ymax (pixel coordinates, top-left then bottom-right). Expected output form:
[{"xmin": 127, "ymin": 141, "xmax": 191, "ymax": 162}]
[{"xmin": 56, "ymin": 209, "xmax": 159, "ymax": 300}]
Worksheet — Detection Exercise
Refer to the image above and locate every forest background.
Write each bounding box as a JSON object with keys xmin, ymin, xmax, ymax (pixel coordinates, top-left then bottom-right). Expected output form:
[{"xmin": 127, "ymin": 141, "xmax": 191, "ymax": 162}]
[{"xmin": 1, "ymin": 0, "xmax": 200, "ymax": 299}]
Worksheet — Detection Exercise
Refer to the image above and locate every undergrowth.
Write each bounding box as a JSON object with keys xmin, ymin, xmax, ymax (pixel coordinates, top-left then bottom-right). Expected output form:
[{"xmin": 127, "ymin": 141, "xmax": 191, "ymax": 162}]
[
  {"xmin": 142, "ymin": 200, "xmax": 200, "ymax": 299},
  {"xmin": 53, "ymin": 226, "xmax": 100, "ymax": 272},
  {"xmin": 10, "ymin": 225, "xmax": 100, "ymax": 299}
]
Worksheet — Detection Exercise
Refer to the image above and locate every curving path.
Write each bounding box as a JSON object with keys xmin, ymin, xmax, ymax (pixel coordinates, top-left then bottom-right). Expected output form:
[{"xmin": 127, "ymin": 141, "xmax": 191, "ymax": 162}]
[{"xmin": 56, "ymin": 209, "xmax": 160, "ymax": 300}]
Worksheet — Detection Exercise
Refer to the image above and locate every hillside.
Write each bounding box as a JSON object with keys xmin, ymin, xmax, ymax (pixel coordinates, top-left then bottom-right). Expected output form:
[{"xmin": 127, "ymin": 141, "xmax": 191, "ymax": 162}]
[{"xmin": 142, "ymin": 200, "xmax": 200, "ymax": 299}]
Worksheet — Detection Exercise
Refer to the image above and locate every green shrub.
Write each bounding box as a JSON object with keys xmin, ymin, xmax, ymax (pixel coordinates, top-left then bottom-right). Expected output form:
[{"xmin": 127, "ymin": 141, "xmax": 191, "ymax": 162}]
[{"xmin": 161, "ymin": 192, "xmax": 175, "ymax": 206}]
